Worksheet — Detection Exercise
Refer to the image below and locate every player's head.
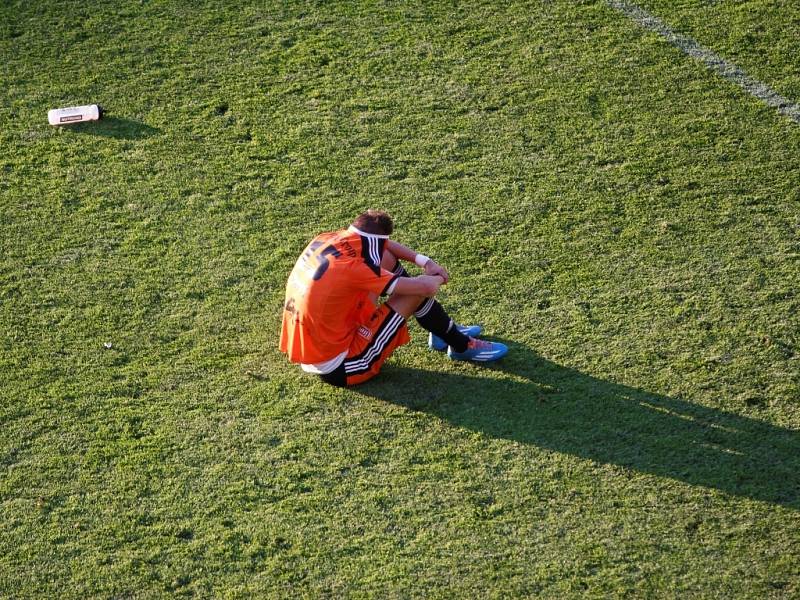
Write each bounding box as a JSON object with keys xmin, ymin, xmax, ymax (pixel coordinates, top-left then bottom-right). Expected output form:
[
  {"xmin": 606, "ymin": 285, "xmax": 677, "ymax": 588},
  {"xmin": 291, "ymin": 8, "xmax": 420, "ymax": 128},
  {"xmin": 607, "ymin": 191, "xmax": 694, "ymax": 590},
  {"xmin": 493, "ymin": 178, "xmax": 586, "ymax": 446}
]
[{"xmin": 352, "ymin": 210, "xmax": 393, "ymax": 236}]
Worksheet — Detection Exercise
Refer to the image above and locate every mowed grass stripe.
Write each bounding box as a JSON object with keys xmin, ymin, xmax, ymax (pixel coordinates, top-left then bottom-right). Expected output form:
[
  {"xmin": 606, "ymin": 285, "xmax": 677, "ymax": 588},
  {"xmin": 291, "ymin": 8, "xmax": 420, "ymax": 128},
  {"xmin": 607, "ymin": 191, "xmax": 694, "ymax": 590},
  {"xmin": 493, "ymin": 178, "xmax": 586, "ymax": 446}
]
[{"xmin": 608, "ymin": 0, "xmax": 800, "ymax": 124}]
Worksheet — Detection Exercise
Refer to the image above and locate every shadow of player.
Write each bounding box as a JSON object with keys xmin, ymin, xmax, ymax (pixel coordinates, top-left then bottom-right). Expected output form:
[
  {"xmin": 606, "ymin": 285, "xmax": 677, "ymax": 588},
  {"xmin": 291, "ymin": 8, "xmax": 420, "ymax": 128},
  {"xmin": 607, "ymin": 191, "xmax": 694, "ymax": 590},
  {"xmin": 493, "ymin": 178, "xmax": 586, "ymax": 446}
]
[{"xmin": 357, "ymin": 342, "xmax": 800, "ymax": 509}]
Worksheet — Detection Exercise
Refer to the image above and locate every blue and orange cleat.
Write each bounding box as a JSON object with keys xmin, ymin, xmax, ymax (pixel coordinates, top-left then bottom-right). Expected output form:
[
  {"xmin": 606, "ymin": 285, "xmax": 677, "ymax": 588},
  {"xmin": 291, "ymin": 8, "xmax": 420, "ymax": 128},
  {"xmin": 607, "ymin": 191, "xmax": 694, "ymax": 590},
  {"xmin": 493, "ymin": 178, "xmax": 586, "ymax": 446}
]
[
  {"xmin": 428, "ymin": 325, "xmax": 483, "ymax": 352},
  {"xmin": 448, "ymin": 337, "xmax": 508, "ymax": 362}
]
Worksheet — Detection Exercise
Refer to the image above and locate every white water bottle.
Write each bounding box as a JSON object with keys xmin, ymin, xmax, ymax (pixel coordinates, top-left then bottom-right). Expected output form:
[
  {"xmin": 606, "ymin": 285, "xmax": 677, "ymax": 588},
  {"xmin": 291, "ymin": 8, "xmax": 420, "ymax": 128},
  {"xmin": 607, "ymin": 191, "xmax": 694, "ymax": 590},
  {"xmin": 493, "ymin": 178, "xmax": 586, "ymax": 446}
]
[{"xmin": 47, "ymin": 104, "xmax": 104, "ymax": 126}]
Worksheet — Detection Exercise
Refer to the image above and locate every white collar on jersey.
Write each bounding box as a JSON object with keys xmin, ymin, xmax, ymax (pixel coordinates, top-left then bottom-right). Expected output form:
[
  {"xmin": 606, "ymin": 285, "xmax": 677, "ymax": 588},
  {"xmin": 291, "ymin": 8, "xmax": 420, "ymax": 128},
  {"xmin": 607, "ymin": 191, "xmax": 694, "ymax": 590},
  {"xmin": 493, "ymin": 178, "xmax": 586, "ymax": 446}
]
[{"xmin": 348, "ymin": 225, "xmax": 390, "ymax": 239}]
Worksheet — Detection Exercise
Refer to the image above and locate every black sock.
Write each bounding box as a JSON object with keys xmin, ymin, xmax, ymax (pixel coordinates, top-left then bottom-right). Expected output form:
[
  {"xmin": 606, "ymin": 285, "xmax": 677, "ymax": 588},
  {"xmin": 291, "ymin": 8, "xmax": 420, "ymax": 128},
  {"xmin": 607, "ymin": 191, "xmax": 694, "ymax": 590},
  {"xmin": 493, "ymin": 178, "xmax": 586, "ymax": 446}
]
[
  {"xmin": 387, "ymin": 259, "xmax": 470, "ymax": 352},
  {"xmin": 414, "ymin": 298, "xmax": 469, "ymax": 353}
]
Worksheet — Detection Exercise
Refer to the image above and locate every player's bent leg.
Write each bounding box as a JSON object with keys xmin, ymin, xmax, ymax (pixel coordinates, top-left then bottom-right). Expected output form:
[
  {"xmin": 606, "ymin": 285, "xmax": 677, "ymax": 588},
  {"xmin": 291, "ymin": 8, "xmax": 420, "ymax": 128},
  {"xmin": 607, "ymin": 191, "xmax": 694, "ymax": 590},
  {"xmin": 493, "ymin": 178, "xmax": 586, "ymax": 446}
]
[
  {"xmin": 380, "ymin": 250, "xmax": 501, "ymax": 360},
  {"xmin": 380, "ymin": 252, "xmax": 479, "ymax": 351}
]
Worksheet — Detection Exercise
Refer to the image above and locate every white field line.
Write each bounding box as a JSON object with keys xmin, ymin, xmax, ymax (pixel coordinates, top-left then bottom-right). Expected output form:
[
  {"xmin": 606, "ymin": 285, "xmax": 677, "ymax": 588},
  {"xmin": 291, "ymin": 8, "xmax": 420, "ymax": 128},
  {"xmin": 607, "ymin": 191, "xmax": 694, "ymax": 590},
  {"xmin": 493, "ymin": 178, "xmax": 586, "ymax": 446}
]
[{"xmin": 608, "ymin": 0, "xmax": 800, "ymax": 125}]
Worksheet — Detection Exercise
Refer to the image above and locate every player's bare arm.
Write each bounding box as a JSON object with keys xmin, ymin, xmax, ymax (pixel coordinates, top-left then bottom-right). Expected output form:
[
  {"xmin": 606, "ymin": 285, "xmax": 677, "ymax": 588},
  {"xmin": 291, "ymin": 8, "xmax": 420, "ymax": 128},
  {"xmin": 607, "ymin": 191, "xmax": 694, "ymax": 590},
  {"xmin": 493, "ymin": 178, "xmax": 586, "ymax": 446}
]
[{"xmin": 386, "ymin": 239, "xmax": 450, "ymax": 283}]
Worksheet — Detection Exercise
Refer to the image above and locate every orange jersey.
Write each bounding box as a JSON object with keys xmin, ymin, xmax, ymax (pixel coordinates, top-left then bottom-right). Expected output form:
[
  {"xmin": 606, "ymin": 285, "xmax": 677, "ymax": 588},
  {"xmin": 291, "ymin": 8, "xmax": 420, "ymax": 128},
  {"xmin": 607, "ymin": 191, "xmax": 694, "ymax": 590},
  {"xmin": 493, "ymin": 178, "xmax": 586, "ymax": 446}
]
[{"xmin": 279, "ymin": 227, "xmax": 400, "ymax": 364}]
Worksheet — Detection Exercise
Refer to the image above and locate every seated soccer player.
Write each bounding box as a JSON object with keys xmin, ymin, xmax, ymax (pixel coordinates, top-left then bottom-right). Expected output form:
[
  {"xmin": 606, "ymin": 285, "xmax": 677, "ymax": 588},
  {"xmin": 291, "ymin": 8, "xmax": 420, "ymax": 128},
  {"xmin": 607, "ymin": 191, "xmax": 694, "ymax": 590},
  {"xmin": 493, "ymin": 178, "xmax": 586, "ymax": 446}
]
[{"xmin": 279, "ymin": 209, "xmax": 508, "ymax": 386}]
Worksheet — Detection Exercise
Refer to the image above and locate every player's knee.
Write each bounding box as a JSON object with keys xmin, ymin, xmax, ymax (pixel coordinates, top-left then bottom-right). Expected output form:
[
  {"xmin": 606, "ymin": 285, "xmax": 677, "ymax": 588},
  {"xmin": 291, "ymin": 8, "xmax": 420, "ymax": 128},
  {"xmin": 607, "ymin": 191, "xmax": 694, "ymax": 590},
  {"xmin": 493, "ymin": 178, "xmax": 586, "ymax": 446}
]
[{"xmin": 387, "ymin": 293, "xmax": 427, "ymax": 319}]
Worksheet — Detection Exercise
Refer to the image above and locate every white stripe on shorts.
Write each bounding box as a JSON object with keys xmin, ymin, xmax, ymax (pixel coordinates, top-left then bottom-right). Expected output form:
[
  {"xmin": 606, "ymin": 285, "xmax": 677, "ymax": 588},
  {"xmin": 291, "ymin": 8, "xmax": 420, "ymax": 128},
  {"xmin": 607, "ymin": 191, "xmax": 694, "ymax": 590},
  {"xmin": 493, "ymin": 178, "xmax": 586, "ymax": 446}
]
[{"xmin": 344, "ymin": 312, "xmax": 404, "ymax": 373}]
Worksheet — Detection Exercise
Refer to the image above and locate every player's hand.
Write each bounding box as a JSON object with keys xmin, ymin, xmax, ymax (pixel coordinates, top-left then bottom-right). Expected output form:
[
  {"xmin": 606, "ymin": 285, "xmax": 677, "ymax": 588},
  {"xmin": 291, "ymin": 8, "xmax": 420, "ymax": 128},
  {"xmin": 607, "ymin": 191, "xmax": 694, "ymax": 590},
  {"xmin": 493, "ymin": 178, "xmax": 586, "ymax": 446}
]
[{"xmin": 424, "ymin": 260, "xmax": 449, "ymax": 284}]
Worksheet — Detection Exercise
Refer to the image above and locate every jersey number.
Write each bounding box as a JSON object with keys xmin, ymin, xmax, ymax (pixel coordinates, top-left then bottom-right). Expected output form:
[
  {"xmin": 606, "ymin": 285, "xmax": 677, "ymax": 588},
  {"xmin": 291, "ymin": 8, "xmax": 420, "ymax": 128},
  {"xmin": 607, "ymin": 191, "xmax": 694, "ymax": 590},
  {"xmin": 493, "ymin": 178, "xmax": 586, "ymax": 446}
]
[{"xmin": 305, "ymin": 241, "xmax": 342, "ymax": 280}]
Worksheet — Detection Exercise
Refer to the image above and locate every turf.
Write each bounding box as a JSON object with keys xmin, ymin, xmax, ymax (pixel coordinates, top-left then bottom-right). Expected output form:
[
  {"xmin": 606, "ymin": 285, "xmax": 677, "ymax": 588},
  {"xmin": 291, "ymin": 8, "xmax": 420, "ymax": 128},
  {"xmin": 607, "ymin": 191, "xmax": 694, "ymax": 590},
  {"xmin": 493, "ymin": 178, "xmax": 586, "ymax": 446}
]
[{"xmin": 1, "ymin": 0, "xmax": 799, "ymax": 597}]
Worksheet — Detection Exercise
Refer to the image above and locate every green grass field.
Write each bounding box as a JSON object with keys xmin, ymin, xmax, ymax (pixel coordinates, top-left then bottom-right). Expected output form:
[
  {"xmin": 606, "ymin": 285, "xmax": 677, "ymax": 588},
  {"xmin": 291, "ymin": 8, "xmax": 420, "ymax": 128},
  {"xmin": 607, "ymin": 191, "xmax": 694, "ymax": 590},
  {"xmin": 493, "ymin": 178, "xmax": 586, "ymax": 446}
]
[{"xmin": 2, "ymin": 0, "xmax": 799, "ymax": 597}]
